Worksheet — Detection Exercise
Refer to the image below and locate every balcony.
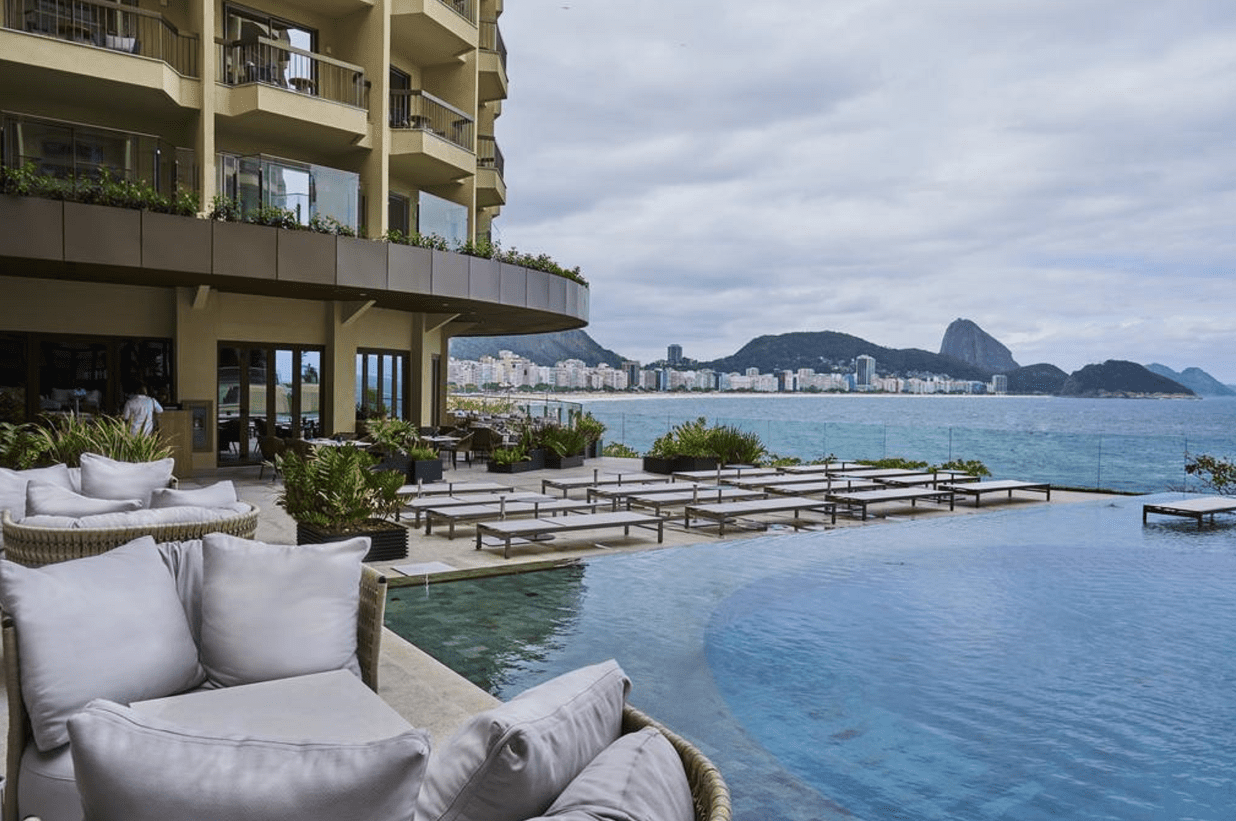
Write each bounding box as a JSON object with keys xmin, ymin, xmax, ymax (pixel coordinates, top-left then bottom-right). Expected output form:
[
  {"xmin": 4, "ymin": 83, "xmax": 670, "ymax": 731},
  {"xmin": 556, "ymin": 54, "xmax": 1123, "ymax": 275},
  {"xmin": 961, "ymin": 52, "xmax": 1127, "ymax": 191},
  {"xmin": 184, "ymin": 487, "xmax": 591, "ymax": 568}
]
[
  {"xmin": 389, "ymin": 89, "xmax": 474, "ymax": 184},
  {"xmin": 215, "ymin": 36, "xmax": 369, "ymax": 150},
  {"xmin": 390, "ymin": 0, "xmax": 475, "ymax": 67},
  {"xmin": 475, "ymin": 135, "xmax": 504, "ymax": 207},
  {"xmin": 3, "ymin": 0, "xmax": 198, "ymax": 76},
  {"xmin": 477, "ymin": 18, "xmax": 506, "ymax": 101}
]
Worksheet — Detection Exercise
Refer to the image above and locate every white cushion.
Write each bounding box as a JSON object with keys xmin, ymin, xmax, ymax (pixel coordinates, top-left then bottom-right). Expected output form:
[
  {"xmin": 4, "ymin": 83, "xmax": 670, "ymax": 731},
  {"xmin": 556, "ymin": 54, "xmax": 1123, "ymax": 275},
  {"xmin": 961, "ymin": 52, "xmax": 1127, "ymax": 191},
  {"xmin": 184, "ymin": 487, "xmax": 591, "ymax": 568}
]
[
  {"xmin": 0, "ymin": 468, "xmax": 30, "ymax": 521},
  {"xmin": 79, "ymin": 452, "xmax": 174, "ymax": 507},
  {"xmin": 199, "ymin": 533, "xmax": 368, "ymax": 687},
  {"xmin": 416, "ymin": 660, "xmax": 630, "ymax": 821},
  {"xmin": 23, "ymin": 464, "xmax": 75, "ymax": 490},
  {"xmin": 0, "ymin": 537, "xmax": 205, "ymax": 751},
  {"xmin": 157, "ymin": 539, "xmax": 205, "ymax": 646},
  {"xmin": 68, "ymin": 699, "xmax": 430, "ymax": 821},
  {"xmin": 18, "ymin": 743, "xmax": 83, "ymax": 821},
  {"xmin": 150, "ymin": 480, "xmax": 238, "ymax": 509},
  {"xmin": 25, "ymin": 481, "xmax": 142, "ymax": 518},
  {"xmin": 533, "ymin": 728, "xmax": 695, "ymax": 821}
]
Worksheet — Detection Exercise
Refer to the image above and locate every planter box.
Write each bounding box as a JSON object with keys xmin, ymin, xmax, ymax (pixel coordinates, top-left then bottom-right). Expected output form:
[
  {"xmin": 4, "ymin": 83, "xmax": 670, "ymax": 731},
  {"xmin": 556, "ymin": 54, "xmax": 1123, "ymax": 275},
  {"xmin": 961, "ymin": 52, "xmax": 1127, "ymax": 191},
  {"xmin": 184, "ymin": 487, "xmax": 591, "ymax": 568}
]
[
  {"xmin": 0, "ymin": 195, "xmax": 63, "ymax": 260},
  {"xmin": 64, "ymin": 201, "xmax": 141, "ymax": 267},
  {"xmin": 142, "ymin": 210, "xmax": 212, "ymax": 274},
  {"xmin": 585, "ymin": 440, "xmax": 603, "ymax": 459},
  {"xmin": 488, "ymin": 448, "xmax": 547, "ymax": 473},
  {"xmin": 337, "ymin": 235, "xmax": 388, "ymax": 290},
  {"xmin": 296, "ymin": 519, "xmax": 408, "ymax": 562},
  {"xmin": 409, "ymin": 458, "xmax": 443, "ymax": 484},
  {"xmin": 213, "ymin": 221, "xmax": 277, "ymax": 280},
  {"xmin": 388, "ymin": 243, "xmax": 432, "ymax": 293},
  {"xmin": 642, "ymin": 455, "xmax": 720, "ymax": 475},
  {"xmin": 545, "ymin": 453, "xmax": 585, "ymax": 470},
  {"xmin": 278, "ymin": 230, "xmax": 337, "ymax": 285}
]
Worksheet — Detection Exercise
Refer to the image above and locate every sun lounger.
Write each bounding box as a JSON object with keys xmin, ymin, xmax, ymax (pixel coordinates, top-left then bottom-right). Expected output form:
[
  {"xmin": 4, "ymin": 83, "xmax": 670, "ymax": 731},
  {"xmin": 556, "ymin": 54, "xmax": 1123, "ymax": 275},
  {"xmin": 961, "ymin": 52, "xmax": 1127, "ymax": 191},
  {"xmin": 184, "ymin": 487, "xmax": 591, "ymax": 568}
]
[
  {"xmin": 827, "ymin": 487, "xmax": 956, "ymax": 520},
  {"xmin": 723, "ymin": 473, "xmax": 833, "ymax": 489},
  {"xmin": 626, "ymin": 486, "xmax": 765, "ymax": 515},
  {"xmin": 475, "ymin": 511, "xmax": 665, "ymax": 558},
  {"xmin": 402, "ymin": 491, "xmax": 552, "ymax": 526},
  {"xmin": 938, "ymin": 480, "xmax": 1051, "ymax": 507},
  {"xmin": 671, "ymin": 466, "xmax": 779, "ymax": 482},
  {"xmin": 779, "ymin": 462, "xmax": 863, "ymax": 473},
  {"xmin": 397, "ymin": 480, "xmax": 515, "ymax": 499},
  {"xmin": 1142, "ymin": 495, "xmax": 1236, "ymax": 528},
  {"xmin": 540, "ymin": 471, "xmax": 666, "ymax": 498},
  {"xmin": 587, "ymin": 481, "xmax": 721, "ymax": 507},
  {"xmin": 877, "ymin": 472, "xmax": 981, "ymax": 489},
  {"xmin": 425, "ymin": 498, "xmax": 600, "ymax": 538},
  {"xmin": 828, "ymin": 467, "xmax": 926, "ymax": 480},
  {"xmin": 683, "ymin": 496, "xmax": 836, "ymax": 536},
  {"xmin": 765, "ymin": 480, "xmax": 880, "ymax": 497}
]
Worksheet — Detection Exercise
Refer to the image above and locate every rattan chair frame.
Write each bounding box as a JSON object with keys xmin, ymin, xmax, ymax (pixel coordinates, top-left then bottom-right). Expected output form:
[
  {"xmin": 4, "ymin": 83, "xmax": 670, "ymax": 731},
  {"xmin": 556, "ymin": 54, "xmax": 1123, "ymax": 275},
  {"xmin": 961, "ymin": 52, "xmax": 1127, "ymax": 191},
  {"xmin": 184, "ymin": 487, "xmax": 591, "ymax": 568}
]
[{"xmin": 622, "ymin": 703, "xmax": 733, "ymax": 821}]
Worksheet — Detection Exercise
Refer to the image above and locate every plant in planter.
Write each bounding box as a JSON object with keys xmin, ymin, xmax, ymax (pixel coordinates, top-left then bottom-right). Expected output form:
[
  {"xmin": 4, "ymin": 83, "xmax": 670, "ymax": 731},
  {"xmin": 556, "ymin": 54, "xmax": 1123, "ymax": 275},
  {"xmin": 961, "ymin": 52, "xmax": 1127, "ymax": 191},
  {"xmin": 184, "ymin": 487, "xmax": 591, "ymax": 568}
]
[
  {"xmin": 276, "ymin": 444, "xmax": 409, "ymax": 562},
  {"xmin": 31, "ymin": 414, "xmax": 175, "ymax": 467},
  {"xmin": 706, "ymin": 424, "xmax": 766, "ymax": 466},
  {"xmin": 488, "ymin": 445, "xmax": 538, "ymax": 473},
  {"xmin": 643, "ymin": 417, "xmax": 720, "ymax": 474},
  {"xmin": 363, "ymin": 417, "xmax": 443, "ymax": 484},
  {"xmin": 540, "ymin": 424, "xmax": 590, "ymax": 469},
  {"xmin": 572, "ymin": 411, "xmax": 606, "ymax": 458}
]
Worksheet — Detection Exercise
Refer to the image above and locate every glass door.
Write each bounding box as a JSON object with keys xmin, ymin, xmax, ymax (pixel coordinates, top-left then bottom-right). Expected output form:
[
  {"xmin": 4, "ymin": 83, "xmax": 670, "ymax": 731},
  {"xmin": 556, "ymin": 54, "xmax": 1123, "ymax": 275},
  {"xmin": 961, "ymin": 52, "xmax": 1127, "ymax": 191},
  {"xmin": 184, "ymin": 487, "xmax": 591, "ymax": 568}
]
[{"xmin": 220, "ymin": 344, "xmax": 324, "ymax": 463}]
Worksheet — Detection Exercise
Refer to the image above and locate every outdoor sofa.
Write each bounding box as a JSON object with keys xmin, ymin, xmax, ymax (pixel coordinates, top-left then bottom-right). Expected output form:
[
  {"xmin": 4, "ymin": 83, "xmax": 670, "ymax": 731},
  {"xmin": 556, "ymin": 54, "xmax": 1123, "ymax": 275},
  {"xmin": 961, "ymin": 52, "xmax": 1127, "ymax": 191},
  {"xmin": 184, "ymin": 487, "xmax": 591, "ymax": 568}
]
[{"xmin": 1, "ymin": 533, "xmax": 731, "ymax": 821}]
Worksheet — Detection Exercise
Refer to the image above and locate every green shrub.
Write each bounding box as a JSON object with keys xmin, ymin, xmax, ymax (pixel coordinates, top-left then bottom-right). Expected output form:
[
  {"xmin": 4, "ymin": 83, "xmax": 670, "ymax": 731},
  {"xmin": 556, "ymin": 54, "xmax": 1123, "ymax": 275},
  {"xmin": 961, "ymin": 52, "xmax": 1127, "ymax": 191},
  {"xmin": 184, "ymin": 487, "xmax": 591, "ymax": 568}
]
[
  {"xmin": 276, "ymin": 445, "xmax": 404, "ymax": 531},
  {"xmin": 707, "ymin": 425, "xmax": 766, "ymax": 465},
  {"xmin": 490, "ymin": 445, "xmax": 528, "ymax": 465},
  {"xmin": 602, "ymin": 442, "xmax": 639, "ymax": 458},
  {"xmin": 0, "ymin": 422, "xmax": 48, "ymax": 470},
  {"xmin": 855, "ymin": 457, "xmax": 929, "ymax": 471},
  {"xmin": 32, "ymin": 414, "xmax": 174, "ymax": 467},
  {"xmin": 933, "ymin": 458, "xmax": 991, "ymax": 477}
]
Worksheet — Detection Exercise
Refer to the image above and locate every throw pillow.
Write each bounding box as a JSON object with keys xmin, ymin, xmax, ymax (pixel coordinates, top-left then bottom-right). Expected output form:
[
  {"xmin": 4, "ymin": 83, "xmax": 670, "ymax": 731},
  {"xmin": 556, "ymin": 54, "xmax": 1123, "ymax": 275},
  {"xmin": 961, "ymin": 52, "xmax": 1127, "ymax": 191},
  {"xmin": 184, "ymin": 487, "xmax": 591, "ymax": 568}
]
[
  {"xmin": 69, "ymin": 699, "xmax": 430, "ymax": 821},
  {"xmin": 1, "ymin": 465, "xmax": 76, "ymax": 525},
  {"xmin": 0, "ymin": 537, "xmax": 205, "ymax": 751},
  {"xmin": 533, "ymin": 728, "xmax": 695, "ymax": 821},
  {"xmin": 416, "ymin": 659, "xmax": 631, "ymax": 821},
  {"xmin": 149, "ymin": 480, "xmax": 238, "ymax": 509},
  {"xmin": 25, "ymin": 481, "xmax": 142, "ymax": 518},
  {"xmin": 199, "ymin": 533, "xmax": 368, "ymax": 687},
  {"xmin": 79, "ymin": 452, "xmax": 175, "ymax": 507}
]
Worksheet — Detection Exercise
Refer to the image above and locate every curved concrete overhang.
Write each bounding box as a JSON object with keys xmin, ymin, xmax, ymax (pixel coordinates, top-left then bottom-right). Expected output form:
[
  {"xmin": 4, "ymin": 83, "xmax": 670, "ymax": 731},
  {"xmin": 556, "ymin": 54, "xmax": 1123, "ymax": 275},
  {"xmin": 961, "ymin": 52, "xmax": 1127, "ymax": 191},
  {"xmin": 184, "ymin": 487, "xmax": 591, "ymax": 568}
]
[{"xmin": 0, "ymin": 197, "xmax": 587, "ymax": 336}]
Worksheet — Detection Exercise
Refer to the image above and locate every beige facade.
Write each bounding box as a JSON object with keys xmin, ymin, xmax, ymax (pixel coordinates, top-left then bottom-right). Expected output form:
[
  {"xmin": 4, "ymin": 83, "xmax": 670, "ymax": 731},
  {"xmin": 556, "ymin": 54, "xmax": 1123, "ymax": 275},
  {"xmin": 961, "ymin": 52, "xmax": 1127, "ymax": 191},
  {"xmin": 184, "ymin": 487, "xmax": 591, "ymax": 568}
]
[{"xmin": 0, "ymin": 0, "xmax": 587, "ymax": 470}]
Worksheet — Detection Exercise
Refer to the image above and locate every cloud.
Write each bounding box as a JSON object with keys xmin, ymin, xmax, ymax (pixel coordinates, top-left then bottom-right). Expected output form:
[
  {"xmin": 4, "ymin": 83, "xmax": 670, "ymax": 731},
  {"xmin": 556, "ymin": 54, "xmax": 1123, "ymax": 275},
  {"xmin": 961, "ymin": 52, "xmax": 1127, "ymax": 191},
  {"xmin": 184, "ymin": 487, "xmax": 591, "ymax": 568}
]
[{"xmin": 495, "ymin": 1, "xmax": 1236, "ymax": 381}]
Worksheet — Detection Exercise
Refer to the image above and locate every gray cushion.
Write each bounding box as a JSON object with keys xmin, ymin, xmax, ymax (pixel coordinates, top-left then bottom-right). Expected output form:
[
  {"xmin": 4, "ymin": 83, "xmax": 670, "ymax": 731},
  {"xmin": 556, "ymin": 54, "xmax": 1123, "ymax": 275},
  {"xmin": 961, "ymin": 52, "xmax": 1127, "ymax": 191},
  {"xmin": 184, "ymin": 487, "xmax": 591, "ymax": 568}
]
[
  {"xmin": 416, "ymin": 659, "xmax": 630, "ymax": 821},
  {"xmin": 149, "ymin": 479, "xmax": 238, "ymax": 509},
  {"xmin": 0, "ymin": 467, "xmax": 31, "ymax": 521},
  {"xmin": 18, "ymin": 743, "xmax": 83, "ymax": 821},
  {"xmin": 534, "ymin": 728, "xmax": 695, "ymax": 821},
  {"xmin": 0, "ymin": 537, "xmax": 205, "ymax": 751},
  {"xmin": 78, "ymin": 452, "xmax": 174, "ymax": 507},
  {"xmin": 157, "ymin": 539, "xmax": 205, "ymax": 645},
  {"xmin": 25, "ymin": 481, "xmax": 142, "ymax": 518},
  {"xmin": 68, "ymin": 699, "xmax": 430, "ymax": 821},
  {"xmin": 199, "ymin": 533, "xmax": 368, "ymax": 687}
]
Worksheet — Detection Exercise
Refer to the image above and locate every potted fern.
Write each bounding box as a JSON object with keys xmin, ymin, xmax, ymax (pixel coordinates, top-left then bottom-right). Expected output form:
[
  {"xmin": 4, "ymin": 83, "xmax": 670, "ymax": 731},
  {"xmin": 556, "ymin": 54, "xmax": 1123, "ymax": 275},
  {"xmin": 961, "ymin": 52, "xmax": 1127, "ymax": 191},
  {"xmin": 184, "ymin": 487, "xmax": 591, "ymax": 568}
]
[
  {"xmin": 363, "ymin": 417, "xmax": 443, "ymax": 484},
  {"xmin": 276, "ymin": 444, "xmax": 409, "ymax": 561}
]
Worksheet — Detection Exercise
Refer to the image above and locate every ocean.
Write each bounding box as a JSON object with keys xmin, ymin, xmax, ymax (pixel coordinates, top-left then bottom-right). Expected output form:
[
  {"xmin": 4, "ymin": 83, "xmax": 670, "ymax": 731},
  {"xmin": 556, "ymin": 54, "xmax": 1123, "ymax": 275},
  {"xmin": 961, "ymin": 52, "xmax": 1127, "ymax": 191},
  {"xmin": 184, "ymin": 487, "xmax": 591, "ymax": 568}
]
[{"xmin": 576, "ymin": 394, "xmax": 1236, "ymax": 493}]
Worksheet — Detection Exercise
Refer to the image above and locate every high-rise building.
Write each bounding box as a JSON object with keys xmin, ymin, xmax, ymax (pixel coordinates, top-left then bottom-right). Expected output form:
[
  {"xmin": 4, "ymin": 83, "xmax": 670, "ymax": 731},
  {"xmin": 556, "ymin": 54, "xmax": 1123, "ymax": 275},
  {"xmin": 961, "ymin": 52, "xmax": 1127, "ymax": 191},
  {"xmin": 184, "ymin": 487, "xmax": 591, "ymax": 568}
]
[
  {"xmin": 0, "ymin": 2, "xmax": 587, "ymax": 470},
  {"xmin": 856, "ymin": 355, "xmax": 876, "ymax": 388},
  {"xmin": 667, "ymin": 344, "xmax": 683, "ymax": 365}
]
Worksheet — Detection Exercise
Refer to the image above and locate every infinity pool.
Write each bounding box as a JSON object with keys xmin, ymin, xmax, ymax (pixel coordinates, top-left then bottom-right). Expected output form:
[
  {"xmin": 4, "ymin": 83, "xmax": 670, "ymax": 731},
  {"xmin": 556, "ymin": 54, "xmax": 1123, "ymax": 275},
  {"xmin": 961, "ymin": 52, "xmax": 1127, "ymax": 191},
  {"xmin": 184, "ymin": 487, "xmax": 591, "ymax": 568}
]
[{"xmin": 385, "ymin": 496, "xmax": 1236, "ymax": 820}]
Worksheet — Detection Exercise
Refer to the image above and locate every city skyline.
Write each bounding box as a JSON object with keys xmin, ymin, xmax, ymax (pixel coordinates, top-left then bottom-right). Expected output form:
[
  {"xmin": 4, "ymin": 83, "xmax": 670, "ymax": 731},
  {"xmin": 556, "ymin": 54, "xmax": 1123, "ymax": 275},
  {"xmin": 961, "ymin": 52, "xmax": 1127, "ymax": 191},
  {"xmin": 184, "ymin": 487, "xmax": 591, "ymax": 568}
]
[{"xmin": 495, "ymin": 2, "xmax": 1236, "ymax": 382}]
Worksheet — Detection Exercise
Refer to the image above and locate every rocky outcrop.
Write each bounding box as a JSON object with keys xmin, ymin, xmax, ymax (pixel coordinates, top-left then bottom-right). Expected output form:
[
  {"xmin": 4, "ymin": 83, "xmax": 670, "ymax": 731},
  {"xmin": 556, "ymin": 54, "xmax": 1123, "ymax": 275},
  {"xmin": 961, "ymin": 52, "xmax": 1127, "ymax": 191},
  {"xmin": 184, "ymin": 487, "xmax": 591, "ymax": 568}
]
[
  {"xmin": 939, "ymin": 319, "xmax": 1019, "ymax": 374},
  {"xmin": 1005, "ymin": 363, "xmax": 1068, "ymax": 395},
  {"xmin": 1060, "ymin": 360, "xmax": 1194, "ymax": 397}
]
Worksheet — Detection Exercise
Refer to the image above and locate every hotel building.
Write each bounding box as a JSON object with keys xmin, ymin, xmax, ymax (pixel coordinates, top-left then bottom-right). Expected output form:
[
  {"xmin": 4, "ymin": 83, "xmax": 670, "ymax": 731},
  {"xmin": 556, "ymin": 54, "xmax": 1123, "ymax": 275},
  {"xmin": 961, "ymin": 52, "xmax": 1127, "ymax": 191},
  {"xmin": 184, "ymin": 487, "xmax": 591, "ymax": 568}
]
[{"xmin": 0, "ymin": 0, "xmax": 588, "ymax": 470}]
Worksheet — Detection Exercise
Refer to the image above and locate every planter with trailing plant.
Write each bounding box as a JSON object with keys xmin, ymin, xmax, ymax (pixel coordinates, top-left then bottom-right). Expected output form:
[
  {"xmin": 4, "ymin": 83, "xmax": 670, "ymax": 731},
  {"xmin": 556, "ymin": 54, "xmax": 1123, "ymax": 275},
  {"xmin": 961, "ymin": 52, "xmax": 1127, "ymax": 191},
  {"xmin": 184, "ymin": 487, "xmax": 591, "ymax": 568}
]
[{"xmin": 277, "ymin": 444, "xmax": 408, "ymax": 562}]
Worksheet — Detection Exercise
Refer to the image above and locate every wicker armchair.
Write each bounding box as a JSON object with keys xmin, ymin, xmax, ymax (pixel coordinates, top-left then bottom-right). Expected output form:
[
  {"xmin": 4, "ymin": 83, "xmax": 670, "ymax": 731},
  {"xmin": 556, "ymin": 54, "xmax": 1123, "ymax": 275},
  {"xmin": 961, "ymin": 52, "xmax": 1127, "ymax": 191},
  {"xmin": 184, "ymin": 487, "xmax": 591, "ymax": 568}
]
[
  {"xmin": 622, "ymin": 704, "xmax": 732, "ymax": 821},
  {"xmin": 1, "ymin": 504, "xmax": 260, "ymax": 567},
  {"xmin": 2, "ymin": 564, "xmax": 387, "ymax": 821}
]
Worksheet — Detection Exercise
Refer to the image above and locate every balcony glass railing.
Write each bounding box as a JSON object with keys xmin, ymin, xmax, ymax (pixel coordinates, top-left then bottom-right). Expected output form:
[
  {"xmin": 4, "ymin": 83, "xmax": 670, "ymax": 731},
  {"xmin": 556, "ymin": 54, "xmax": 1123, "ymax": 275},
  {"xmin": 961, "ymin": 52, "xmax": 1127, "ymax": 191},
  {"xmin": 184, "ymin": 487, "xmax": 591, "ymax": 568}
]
[
  {"xmin": 217, "ymin": 36, "xmax": 369, "ymax": 110},
  {"xmin": 479, "ymin": 19, "xmax": 506, "ymax": 69},
  {"xmin": 477, "ymin": 135, "xmax": 503, "ymax": 177},
  {"xmin": 389, "ymin": 89, "xmax": 474, "ymax": 151},
  {"xmin": 4, "ymin": 0, "xmax": 199, "ymax": 76},
  {"xmin": 438, "ymin": 0, "xmax": 475, "ymax": 24}
]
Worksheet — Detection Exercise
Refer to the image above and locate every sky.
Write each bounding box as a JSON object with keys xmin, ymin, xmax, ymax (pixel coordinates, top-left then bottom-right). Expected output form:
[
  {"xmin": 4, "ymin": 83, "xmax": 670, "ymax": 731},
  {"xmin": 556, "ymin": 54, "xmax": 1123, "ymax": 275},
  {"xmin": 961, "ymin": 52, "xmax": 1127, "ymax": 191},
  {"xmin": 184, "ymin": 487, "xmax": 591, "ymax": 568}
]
[{"xmin": 492, "ymin": 1, "xmax": 1236, "ymax": 382}]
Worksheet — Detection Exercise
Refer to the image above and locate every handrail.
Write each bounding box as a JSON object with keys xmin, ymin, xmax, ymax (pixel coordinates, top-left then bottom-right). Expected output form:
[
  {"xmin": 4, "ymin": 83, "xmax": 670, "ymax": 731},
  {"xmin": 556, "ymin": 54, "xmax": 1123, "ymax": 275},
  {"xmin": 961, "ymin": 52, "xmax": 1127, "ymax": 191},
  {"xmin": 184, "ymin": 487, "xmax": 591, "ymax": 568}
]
[
  {"xmin": 437, "ymin": 0, "xmax": 476, "ymax": 25},
  {"xmin": 218, "ymin": 35, "xmax": 369, "ymax": 110},
  {"xmin": 477, "ymin": 135, "xmax": 503, "ymax": 177},
  {"xmin": 390, "ymin": 89, "xmax": 474, "ymax": 151},
  {"xmin": 4, "ymin": 0, "xmax": 199, "ymax": 77}
]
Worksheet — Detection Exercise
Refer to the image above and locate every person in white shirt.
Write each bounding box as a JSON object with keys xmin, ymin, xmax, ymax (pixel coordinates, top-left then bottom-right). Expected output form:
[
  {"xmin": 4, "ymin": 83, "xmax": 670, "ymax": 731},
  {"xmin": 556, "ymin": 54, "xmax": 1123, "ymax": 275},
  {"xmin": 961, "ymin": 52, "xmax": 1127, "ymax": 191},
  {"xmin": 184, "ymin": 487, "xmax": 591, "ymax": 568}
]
[{"xmin": 122, "ymin": 383, "xmax": 163, "ymax": 435}]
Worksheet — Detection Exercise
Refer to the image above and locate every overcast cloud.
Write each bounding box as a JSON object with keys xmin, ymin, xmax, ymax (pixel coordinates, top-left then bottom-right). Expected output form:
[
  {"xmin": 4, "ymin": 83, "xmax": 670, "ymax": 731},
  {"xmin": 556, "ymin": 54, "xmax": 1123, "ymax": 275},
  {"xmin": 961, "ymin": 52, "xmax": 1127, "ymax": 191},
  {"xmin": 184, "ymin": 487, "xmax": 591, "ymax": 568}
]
[{"xmin": 493, "ymin": 1, "xmax": 1236, "ymax": 381}]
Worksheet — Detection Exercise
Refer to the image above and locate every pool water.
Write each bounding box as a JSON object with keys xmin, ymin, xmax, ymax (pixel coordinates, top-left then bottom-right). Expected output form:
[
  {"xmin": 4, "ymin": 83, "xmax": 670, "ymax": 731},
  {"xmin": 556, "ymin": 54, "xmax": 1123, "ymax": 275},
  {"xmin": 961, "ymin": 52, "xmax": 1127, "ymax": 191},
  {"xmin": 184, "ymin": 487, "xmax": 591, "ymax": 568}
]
[{"xmin": 384, "ymin": 496, "xmax": 1236, "ymax": 820}]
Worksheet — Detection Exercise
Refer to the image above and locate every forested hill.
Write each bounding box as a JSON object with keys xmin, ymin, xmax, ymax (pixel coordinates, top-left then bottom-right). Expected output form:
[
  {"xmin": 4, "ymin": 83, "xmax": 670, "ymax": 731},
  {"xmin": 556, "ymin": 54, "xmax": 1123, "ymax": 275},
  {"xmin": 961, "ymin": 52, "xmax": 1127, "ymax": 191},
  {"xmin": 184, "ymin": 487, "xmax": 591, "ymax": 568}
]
[
  {"xmin": 1059, "ymin": 361, "xmax": 1193, "ymax": 397},
  {"xmin": 449, "ymin": 329, "xmax": 625, "ymax": 368},
  {"xmin": 700, "ymin": 331, "xmax": 993, "ymax": 381}
]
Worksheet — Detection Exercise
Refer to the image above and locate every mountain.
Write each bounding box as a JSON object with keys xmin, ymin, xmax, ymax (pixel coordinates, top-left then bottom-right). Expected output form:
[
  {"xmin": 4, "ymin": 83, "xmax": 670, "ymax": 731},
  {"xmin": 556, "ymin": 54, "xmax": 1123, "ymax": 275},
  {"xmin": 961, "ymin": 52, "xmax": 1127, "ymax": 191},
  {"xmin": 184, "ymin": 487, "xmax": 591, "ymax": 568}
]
[
  {"xmin": 699, "ymin": 331, "xmax": 994, "ymax": 381},
  {"xmin": 1145, "ymin": 364, "xmax": 1235, "ymax": 397},
  {"xmin": 1059, "ymin": 360, "xmax": 1194, "ymax": 398},
  {"xmin": 939, "ymin": 319, "xmax": 1020, "ymax": 373},
  {"xmin": 449, "ymin": 329, "xmax": 625, "ymax": 368},
  {"xmin": 1005, "ymin": 363, "xmax": 1069, "ymax": 395}
]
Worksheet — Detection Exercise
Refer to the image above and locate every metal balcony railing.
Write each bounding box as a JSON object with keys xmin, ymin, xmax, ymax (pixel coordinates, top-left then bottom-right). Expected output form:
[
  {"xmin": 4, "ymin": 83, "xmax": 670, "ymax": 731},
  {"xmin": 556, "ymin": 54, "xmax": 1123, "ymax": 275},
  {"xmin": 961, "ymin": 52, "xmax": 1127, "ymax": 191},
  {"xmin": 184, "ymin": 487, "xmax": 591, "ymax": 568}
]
[
  {"xmin": 390, "ymin": 89, "xmax": 474, "ymax": 151},
  {"xmin": 5, "ymin": 0, "xmax": 199, "ymax": 76},
  {"xmin": 477, "ymin": 135, "xmax": 503, "ymax": 177},
  {"xmin": 217, "ymin": 35, "xmax": 369, "ymax": 110},
  {"xmin": 479, "ymin": 19, "xmax": 506, "ymax": 69},
  {"xmin": 438, "ymin": 0, "xmax": 475, "ymax": 24}
]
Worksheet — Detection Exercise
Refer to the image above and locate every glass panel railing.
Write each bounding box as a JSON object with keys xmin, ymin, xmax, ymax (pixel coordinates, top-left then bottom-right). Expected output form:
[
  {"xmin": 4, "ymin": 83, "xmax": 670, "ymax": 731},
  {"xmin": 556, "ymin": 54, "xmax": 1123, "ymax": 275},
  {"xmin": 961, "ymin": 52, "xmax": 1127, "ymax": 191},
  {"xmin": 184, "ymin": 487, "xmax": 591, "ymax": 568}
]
[
  {"xmin": 477, "ymin": 135, "xmax": 503, "ymax": 177},
  {"xmin": 5, "ymin": 0, "xmax": 199, "ymax": 76},
  {"xmin": 389, "ymin": 89, "xmax": 473, "ymax": 151},
  {"xmin": 217, "ymin": 36, "xmax": 369, "ymax": 110}
]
